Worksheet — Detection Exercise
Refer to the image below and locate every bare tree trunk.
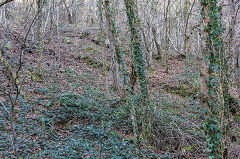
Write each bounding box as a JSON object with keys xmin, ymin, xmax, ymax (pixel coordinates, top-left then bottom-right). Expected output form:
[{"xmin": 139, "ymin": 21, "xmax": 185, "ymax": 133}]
[
  {"xmin": 152, "ymin": 26, "xmax": 161, "ymax": 60},
  {"xmin": 183, "ymin": 0, "xmax": 195, "ymax": 56},
  {"xmin": 37, "ymin": 0, "xmax": 42, "ymax": 42},
  {"xmin": 36, "ymin": 0, "xmax": 44, "ymax": 79},
  {"xmin": 229, "ymin": 0, "xmax": 240, "ymax": 100},
  {"xmin": 63, "ymin": 0, "xmax": 72, "ymax": 24},
  {"xmin": 43, "ymin": 0, "xmax": 51, "ymax": 34},
  {"xmin": 97, "ymin": 0, "xmax": 104, "ymax": 31},
  {"xmin": 140, "ymin": 26, "xmax": 151, "ymax": 68},
  {"xmin": 164, "ymin": 0, "xmax": 171, "ymax": 73},
  {"xmin": 103, "ymin": 0, "xmax": 120, "ymax": 92},
  {"xmin": 234, "ymin": 45, "xmax": 240, "ymax": 99}
]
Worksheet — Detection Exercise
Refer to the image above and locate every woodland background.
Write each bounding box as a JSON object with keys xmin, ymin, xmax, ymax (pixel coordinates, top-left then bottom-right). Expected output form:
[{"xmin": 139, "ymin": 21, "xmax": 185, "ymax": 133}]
[{"xmin": 0, "ymin": 0, "xmax": 240, "ymax": 158}]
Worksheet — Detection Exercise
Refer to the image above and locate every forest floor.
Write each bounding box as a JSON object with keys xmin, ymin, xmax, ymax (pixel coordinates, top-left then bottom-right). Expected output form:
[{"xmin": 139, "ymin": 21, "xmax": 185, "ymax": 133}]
[{"xmin": 0, "ymin": 25, "xmax": 240, "ymax": 158}]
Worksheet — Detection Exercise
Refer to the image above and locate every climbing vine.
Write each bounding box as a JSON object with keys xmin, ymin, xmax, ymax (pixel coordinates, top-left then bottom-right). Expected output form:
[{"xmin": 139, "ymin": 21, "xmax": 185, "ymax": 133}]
[
  {"xmin": 200, "ymin": 0, "xmax": 230, "ymax": 158},
  {"xmin": 124, "ymin": 0, "xmax": 148, "ymax": 99},
  {"xmin": 124, "ymin": 1, "xmax": 152, "ymax": 156}
]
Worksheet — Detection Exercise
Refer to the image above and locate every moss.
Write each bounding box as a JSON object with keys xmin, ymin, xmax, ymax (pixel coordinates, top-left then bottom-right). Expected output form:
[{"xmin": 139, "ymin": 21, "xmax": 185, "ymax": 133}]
[
  {"xmin": 79, "ymin": 32, "xmax": 90, "ymax": 39},
  {"xmin": 85, "ymin": 47, "xmax": 97, "ymax": 53},
  {"xmin": 74, "ymin": 54, "xmax": 110, "ymax": 69},
  {"xmin": 168, "ymin": 56, "xmax": 174, "ymax": 60},
  {"xmin": 31, "ymin": 72, "xmax": 43, "ymax": 81},
  {"xmin": 64, "ymin": 38, "xmax": 72, "ymax": 44},
  {"xmin": 153, "ymin": 54, "xmax": 162, "ymax": 61},
  {"xmin": 228, "ymin": 96, "xmax": 239, "ymax": 115},
  {"xmin": 234, "ymin": 115, "xmax": 240, "ymax": 123},
  {"xmin": 165, "ymin": 84, "xmax": 199, "ymax": 97}
]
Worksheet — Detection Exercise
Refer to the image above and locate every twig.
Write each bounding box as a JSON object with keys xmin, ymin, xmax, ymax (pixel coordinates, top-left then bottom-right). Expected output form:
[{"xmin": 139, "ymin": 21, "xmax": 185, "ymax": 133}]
[
  {"xmin": 24, "ymin": 11, "xmax": 40, "ymax": 43},
  {"xmin": 0, "ymin": 0, "xmax": 13, "ymax": 8},
  {"xmin": 17, "ymin": 132, "xmax": 37, "ymax": 146},
  {"xmin": 168, "ymin": 36, "xmax": 184, "ymax": 55},
  {"xmin": 0, "ymin": 100, "xmax": 10, "ymax": 116}
]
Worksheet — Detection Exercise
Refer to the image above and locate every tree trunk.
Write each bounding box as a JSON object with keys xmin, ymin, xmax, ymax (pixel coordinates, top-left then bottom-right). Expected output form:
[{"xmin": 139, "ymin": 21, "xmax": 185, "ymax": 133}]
[
  {"xmin": 152, "ymin": 26, "xmax": 161, "ymax": 60},
  {"xmin": 103, "ymin": 0, "xmax": 120, "ymax": 92},
  {"xmin": 234, "ymin": 45, "xmax": 240, "ymax": 99},
  {"xmin": 124, "ymin": 0, "xmax": 148, "ymax": 99},
  {"xmin": 200, "ymin": 0, "xmax": 231, "ymax": 158},
  {"xmin": 229, "ymin": 0, "xmax": 240, "ymax": 100},
  {"xmin": 140, "ymin": 26, "xmax": 151, "ymax": 68},
  {"xmin": 37, "ymin": 0, "xmax": 42, "ymax": 42},
  {"xmin": 124, "ymin": 0, "xmax": 150, "ymax": 147},
  {"xmin": 164, "ymin": 0, "xmax": 171, "ymax": 73},
  {"xmin": 183, "ymin": 0, "xmax": 195, "ymax": 56}
]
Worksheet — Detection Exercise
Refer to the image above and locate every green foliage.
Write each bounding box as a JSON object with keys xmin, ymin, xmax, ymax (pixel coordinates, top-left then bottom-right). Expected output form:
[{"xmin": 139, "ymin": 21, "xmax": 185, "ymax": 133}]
[
  {"xmin": 86, "ymin": 46, "xmax": 98, "ymax": 53},
  {"xmin": 200, "ymin": 0, "xmax": 230, "ymax": 158},
  {"xmin": 64, "ymin": 67, "xmax": 75, "ymax": 77},
  {"xmin": 1, "ymin": 85, "xmax": 159, "ymax": 158},
  {"xmin": 169, "ymin": 84, "xmax": 199, "ymax": 97},
  {"xmin": 234, "ymin": 115, "xmax": 240, "ymax": 123}
]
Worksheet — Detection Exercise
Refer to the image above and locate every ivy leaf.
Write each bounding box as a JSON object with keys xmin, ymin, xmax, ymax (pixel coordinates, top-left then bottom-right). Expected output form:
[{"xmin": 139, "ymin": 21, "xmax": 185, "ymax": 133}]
[
  {"xmin": 208, "ymin": 143, "xmax": 214, "ymax": 148},
  {"xmin": 209, "ymin": 155, "xmax": 215, "ymax": 159}
]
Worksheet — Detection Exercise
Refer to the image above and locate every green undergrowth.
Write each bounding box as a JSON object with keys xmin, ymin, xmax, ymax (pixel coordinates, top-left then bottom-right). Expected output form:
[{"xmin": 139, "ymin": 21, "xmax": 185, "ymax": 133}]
[
  {"xmin": 0, "ymin": 85, "xmax": 157, "ymax": 158},
  {"xmin": 163, "ymin": 83, "xmax": 199, "ymax": 98},
  {"xmin": 75, "ymin": 54, "xmax": 109, "ymax": 69},
  {"xmin": 0, "ymin": 81, "xmax": 206, "ymax": 158}
]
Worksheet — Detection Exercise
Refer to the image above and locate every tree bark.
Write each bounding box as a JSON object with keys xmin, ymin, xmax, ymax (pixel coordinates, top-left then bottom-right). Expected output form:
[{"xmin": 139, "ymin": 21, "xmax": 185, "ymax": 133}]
[
  {"xmin": 152, "ymin": 26, "xmax": 161, "ymax": 60},
  {"xmin": 103, "ymin": 0, "xmax": 120, "ymax": 91},
  {"xmin": 124, "ymin": 0, "xmax": 150, "ymax": 146},
  {"xmin": 164, "ymin": 0, "xmax": 171, "ymax": 73},
  {"xmin": 183, "ymin": 0, "xmax": 195, "ymax": 55}
]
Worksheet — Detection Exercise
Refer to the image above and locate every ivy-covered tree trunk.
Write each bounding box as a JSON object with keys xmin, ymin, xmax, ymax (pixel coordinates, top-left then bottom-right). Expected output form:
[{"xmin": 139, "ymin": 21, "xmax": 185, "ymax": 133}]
[
  {"xmin": 200, "ymin": 0, "xmax": 230, "ymax": 158},
  {"xmin": 124, "ymin": 0, "xmax": 148, "ymax": 99},
  {"xmin": 124, "ymin": 0, "xmax": 151, "ymax": 149}
]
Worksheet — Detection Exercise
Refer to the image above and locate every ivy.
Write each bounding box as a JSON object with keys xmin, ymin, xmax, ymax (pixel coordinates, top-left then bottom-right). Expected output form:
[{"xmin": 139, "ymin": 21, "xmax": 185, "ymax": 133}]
[
  {"xmin": 124, "ymin": 0, "xmax": 148, "ymax": 100},
  {"xmin": 200, "ymin": 0, "xmax": 230, "ymax": 158}
]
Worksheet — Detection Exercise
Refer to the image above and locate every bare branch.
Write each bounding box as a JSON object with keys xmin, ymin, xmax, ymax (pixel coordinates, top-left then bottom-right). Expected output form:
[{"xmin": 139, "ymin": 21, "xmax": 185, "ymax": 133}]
[
  {"xmin": 0, "ymin": 100, "xmax": 10, "ymax": 117},
  {"xmin": 0, "ymin": 0, "xmax": 14, "ymax": 8}
]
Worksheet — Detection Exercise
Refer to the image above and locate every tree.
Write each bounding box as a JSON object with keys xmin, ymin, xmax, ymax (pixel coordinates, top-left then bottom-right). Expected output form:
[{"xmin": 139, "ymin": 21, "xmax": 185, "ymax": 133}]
[
  {"xmin": 103, "ymin": 0, "xmax": 127, "ymax": 93},
  {"xmin": 200, "ymin": 0, "xmax": 231, "ymax": 158},
  {"xmin": 124, "ymin": 0, "xmax": 148, "ymax": 99},
  {"xmin": 124, "ymin": 0, "xmax": 151, "ymax": 151},
  {"xmin": 103, "ymin": 0, "xmax": 120, "ymax": 92},
  {"xmin": 164, "ymin": 0, "xmax": 171, "ymax": 73}
]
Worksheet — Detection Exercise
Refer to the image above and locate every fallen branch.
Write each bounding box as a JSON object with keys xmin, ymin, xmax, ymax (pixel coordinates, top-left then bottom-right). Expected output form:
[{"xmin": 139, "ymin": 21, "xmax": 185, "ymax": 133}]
[{"xmin": 0, "ymin": 0, "xmax": 14, "ymax": 8}]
